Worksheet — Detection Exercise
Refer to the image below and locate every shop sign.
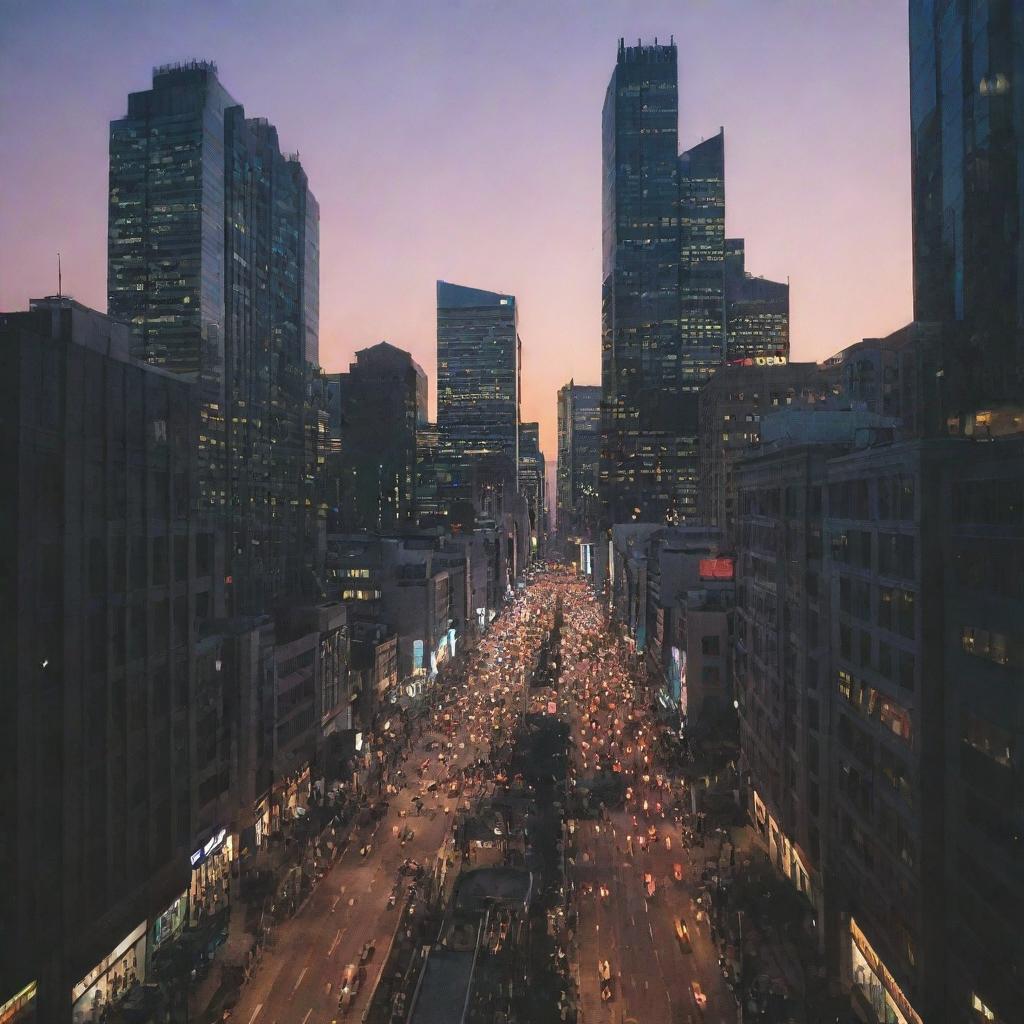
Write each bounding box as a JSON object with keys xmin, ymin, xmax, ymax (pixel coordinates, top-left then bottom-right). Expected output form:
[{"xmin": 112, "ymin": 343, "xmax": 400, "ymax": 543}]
[
  {"xmin": 190, "ymin": 828, "xmax": 227, "ymax": 868},
  {"xmin": 698, "ymin": 557, "xmax": 734, "ymax": 580},
  {"xmin": 727, "ymin": 355, "xmax": 788, "ymax": 367},
  {"xmin": 850, "ymin": 918, "xmax": 923, "ymax": 1024}
]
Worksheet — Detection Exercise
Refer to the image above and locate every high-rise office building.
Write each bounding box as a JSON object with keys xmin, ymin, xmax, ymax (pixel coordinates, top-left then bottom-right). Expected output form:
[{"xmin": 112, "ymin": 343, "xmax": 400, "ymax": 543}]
[
  {"xmin": 601, "ymin": 39, "xmax": 684, "ymax": 527},
  {"xmin": 108, "ymin": 61, "xmax": 323, "ymax": 614},
  {"xmin": 326, "ymin": 342, "xmax": 427, "ymax": 533},
  {"xmin": 0, "ymin": 299, "xmax": 226, "ymax": 1023},
  {"xmin": 518, "ymin": 422, "xmax": 546, "ymax": 548},
  {"xmin": 556, "ymin": 381, "xmax": 601, "ymax": 536},
  {"xmin": 910, "ymin": 0, "xmax": 1024, "ymax": 424},
  {"xmin": 600, "ymin": 40, "xmax": 727, "ymax": 527},
  {"xmin": 436, "ymin": 280, "xmax": 521, "ymax": 490},
  {"xmin": 724, "ymin": 238, "xmax": 790, "ymax": 363}
]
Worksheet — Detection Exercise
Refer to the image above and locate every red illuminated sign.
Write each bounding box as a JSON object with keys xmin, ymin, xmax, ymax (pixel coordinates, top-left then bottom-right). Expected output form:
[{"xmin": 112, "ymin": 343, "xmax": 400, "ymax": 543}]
[{"xmin": 699, "ymin": 558, "xmax": 734, "ymax": 581}]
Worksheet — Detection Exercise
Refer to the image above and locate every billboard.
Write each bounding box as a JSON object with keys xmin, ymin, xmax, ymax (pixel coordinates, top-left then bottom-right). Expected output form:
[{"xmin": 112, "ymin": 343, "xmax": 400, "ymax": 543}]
[{"xmin": 699, "ymin": 557, "xmax": 735, "ymax": 581}]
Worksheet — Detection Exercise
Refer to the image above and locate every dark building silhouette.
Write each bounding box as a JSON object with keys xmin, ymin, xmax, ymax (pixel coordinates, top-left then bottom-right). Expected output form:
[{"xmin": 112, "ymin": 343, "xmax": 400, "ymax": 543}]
[
  {"xmin": 0, "ymin": 298, "xmax": 226, "ymax": 1023},
  {"xmin": 905, "ymin": 7, "xmax": 1024, "ymax": 1022},
  {"xmin": 326, "ymin": 342, "xmax": 427, "ymax": 532},
  {"xmin": 108, "ymin": 61, "xmax": 323, "ymax": 615}
]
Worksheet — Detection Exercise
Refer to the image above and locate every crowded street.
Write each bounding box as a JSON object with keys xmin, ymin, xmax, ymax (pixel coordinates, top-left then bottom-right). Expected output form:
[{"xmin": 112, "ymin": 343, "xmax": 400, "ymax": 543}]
[{"xmin": 224, "ymin": 566, "xmax": 743, "ymax": 1024}]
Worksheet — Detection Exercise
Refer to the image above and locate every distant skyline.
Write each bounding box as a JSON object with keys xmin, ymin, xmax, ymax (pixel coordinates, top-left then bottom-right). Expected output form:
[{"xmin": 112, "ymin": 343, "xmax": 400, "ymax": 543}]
[{"xmin": 0, "ymin": 0, "xmax": 913, "ymax": 461}]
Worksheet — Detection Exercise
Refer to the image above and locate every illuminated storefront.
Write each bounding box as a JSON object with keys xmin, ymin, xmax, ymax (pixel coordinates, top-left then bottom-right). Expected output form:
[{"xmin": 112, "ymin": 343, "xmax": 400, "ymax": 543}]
[
  {"xmin": 189, "ymin": 827, "xmax": 232, "ymax": 928},
  {"xmin": 754, "ymin": 790, "xmax": 815, "ymax": 908},
  {"xmin": 849, "ymin": 918, "xmax": 923, "ymax": 1024},
  {"xmin": 71, "ymin": 923, "xmax": 147, "ymax": 1023},
  {"xmin": 150, "ymin": 889, "xmax": 188, "ymax": 951},
  {"xmin": 0, "ymin": 982, "xmax": 36, "ymax": 1024}
]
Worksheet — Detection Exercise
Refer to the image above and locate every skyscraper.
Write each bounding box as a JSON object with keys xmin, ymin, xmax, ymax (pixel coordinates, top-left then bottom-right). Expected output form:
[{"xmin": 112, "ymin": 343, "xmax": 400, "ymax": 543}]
[
  {"xmin": 556, "ymin": 381, "xmax": 601, "ymax": 536},
  {"xmin": 326, "ymin": 342, "xmax": 427, "ymax": 533},
  {"xmin": 518, "ymin": 421, "xmax": 546, "ymax": 547},
  {"xmin": 108, "ymin": 61, "xmax": 323, "ymax": 614},
  {"xmin": 910, "ymin": 0, "xmax": 1024, "ymax": 424},
  {"xmin": 436, "ymin": 280, "xmax": 521, "ymax": 490},
  {"xmin": 724, "ymin": 238, "xmax": 790, "ymax": 363},
  {"xmin": 600, "ymin": 40, "xmax": 727, "ymax": 527},
  {"xmin": 601, "ymin": 39, "xmax": 684, "ymax": 527}
]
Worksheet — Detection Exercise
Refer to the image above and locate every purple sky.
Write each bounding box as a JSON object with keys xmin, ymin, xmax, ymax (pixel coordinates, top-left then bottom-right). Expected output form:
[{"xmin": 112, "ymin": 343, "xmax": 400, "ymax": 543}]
[{"xmin": 0, "ymin": 1, "xmax": 913, "ymax": 461}]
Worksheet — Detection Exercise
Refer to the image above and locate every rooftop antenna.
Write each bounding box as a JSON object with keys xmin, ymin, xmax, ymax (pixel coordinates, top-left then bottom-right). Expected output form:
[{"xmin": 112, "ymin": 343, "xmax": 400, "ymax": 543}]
[{"xmin": 57, "ymin": 252, "xmax": 62, "ymax": 297}]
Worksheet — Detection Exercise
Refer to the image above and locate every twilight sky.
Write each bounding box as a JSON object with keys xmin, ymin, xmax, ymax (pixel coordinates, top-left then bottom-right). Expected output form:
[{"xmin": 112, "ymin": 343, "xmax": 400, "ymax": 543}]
[{"xmin": 0, "ymin": 0, "xmax": 913, "ymax": 462}]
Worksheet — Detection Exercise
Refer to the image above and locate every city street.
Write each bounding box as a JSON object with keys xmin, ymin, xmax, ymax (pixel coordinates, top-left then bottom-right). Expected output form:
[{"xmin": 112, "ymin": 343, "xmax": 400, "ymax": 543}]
[
  {"xmin": 227, "ymin": 568, "xmax": 738, "ymax": 1024},
  {"xmin": 229, "ymin": 581, "xmax": 549, "ymax": 1024}
]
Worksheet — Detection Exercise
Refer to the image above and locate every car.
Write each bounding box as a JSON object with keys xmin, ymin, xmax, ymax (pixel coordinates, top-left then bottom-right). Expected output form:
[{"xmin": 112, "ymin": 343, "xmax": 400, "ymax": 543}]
[
  {"xmin": 690, "ymin": 980, "xmax": 707, "ymax": 1009},
  {"xmin": 643, "ymin": 873, "xmax": 656, "ymax": 898},
  {"xmin": 338, "ymin": 963, "xmax": 362, "ymax": 1005},
  {"xmin": 359, "ymin": 939, "xmax": 376, "ymax": 964},
  {"xmin": 674, "ymin": 917, "xmax": 692, "ymax": 953}
]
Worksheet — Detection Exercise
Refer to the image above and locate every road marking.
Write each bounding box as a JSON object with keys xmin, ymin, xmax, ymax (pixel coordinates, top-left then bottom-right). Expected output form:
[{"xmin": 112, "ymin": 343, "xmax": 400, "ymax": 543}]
[
  {"xmin": 292, "ymin": 966, "xmax": 308, "ymax": 993},
  {"xmin": 300, "ymin": 1011, "xmax": 312, "ymax": 1024},
  {"xmin": 327, "ymin": 929, "xmax": 342, "ymax": 956},
  {"xmin": 331, "ymin": 896, "xmax": 341, "ymax": 912},
  {"xmin": 247, "ymin": 1007, "xmax": 263, "ymax": 1024}
]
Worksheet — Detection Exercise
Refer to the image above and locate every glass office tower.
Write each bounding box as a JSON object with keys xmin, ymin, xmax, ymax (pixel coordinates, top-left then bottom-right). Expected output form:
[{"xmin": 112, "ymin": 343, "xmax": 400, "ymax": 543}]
[
  {"xmin": 108, "ymin": 62, "xmax": 322, "ymax": 614},
  {"xmin": 601, "ymin": 38, "xmax": 683, "ymax": 527},
  {"xmin": 910, "ymin": 0, "xmax": 1024, "ymax": 423},
  {"xmin": 600, "ymin": 39, "xmax": 727, "ymax": 527},
  {"xmin": 436, "ymin": 280, "xmax": 521, "ymax": 484}
]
